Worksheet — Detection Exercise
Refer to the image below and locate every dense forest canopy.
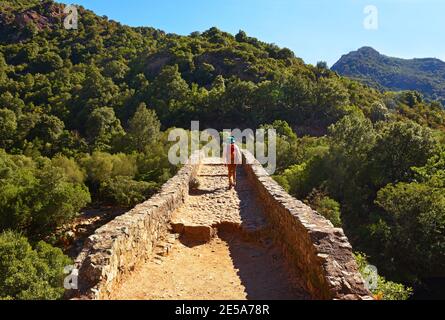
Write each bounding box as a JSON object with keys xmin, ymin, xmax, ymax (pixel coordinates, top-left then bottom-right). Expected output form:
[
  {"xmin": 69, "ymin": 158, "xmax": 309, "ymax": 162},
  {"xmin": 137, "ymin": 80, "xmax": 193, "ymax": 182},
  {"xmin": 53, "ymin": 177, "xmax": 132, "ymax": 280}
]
[{"xmin": 0, "ymin": 0, "xmax": 444, "ymax": 299}]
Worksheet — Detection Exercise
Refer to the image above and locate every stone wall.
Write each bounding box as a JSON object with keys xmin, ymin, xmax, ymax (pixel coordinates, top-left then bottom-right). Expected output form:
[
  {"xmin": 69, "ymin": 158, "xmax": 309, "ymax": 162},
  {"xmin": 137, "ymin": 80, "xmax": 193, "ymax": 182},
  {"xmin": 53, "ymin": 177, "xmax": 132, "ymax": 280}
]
[
  {"xmin": 71, "ymin": 155, "xmax": 202, "ymax": 300},
  {"xmin": 71, "ymin": 150, "xmax": 371, "ymax": 300},
  {"xmin": 242, "ymin": 152, "xmax": 372, "ymax": 300}
]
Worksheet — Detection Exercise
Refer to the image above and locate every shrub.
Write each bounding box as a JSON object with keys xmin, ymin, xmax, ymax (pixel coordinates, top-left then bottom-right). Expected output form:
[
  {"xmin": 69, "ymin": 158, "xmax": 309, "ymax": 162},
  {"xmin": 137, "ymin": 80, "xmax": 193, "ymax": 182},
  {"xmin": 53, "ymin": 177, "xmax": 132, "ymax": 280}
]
[
  {"xmin": 273, "ymin": 175, "xmax": 290, "ymax": 192},
  {"xmin": 374, "ymin": 277, "xmax": 413, "ymax": 301},
  {"xmin": 100, "ymin": 176, "xmax": 159, "ymax": 207},
  {"xmin": 308, "ymin": 191, "xmax": 342, "ymax": 227},
  {"xmin": 80, "ymin": 152, "xmax": 137, "ymax": 184},
  {"xmin": 280, "ymin": 163, "xmax": 309, "ymax": 198},
  {"xmin": 0, "ymin": 150, "xmax": 91, "ymax": 237},
  {"xmin": 0, "ymin": 108, "xmax": 17, "ymax": 149},
  {"xmin": 375, "ymin": 182, "xmax": 445, "ymax": 282},
  {"xmin": 354, "ymin": 252, "xmax": 413, "ymax": 300},
  {"xmin": 0, "ymin": 231, "xmax": 71, "ymax": 300},
  {"xmin": 51, "ymin": 155, "xmax": 86, "ymax": 184}
]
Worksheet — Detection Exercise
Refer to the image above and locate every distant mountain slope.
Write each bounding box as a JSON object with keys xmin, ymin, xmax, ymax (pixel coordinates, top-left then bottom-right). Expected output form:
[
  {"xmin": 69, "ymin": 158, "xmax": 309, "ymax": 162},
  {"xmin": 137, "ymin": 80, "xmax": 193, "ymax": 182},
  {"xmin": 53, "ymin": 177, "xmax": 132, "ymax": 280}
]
[
  {"xmin": 0, "ymin": 0, "xmax": 371, "ymax": 133},
  {"xmin": 1, "ymin": 0, "xmax": 445, "ymax": 138},
  {"xmin": 332, "ymin": 47, "xmax": 445, "ymax": 105}
]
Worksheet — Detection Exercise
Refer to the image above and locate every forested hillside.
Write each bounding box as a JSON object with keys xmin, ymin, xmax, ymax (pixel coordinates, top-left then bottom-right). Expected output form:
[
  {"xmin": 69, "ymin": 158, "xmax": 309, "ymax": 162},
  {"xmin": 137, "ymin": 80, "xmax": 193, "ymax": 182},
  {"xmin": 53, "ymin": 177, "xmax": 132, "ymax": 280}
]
[
  {"xmin": 332, "ymin": 47, "xmax": 445, "ymax": 105},
  {"xmin": 0, "ymin": 0, "xmax": 444, "ymax": 299}
]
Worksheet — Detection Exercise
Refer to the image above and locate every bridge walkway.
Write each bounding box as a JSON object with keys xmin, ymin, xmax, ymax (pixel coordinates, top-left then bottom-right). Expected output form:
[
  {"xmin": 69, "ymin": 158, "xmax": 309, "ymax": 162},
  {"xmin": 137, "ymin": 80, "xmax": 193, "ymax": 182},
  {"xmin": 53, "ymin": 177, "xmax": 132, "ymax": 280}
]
[{"xmin": 111, "ymin": 160, "xmax": 310, "ymax": 300}]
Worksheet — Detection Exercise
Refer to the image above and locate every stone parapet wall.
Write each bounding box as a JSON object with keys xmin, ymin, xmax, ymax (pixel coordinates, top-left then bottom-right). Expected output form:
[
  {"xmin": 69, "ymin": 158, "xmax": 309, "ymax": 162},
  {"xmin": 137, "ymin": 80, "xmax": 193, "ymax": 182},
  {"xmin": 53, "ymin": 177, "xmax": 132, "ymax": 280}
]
[
  {"xmin": 71, "ymin": 156, "xmax": 202, "ymax": 300},
  {"xmin": 243, "ymin": 152, "xmax": 372, "ymax": 300},
  {"xmin": 71, "ymin": 150, "xmax": 372, "ymax": 300}
]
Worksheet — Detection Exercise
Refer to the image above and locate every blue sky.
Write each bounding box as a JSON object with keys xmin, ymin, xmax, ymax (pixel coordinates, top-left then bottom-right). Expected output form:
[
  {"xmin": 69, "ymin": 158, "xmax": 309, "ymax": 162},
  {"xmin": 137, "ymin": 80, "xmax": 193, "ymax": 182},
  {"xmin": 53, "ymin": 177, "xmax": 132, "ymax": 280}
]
[{"xmin": 60, "ymin": 0, "xmax": 445, "ymax": 66}]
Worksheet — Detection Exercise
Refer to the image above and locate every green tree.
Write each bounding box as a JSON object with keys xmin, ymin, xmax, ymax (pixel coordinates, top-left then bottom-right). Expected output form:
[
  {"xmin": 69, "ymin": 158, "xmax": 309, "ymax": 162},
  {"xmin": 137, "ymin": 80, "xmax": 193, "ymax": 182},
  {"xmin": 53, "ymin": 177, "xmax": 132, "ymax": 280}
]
[
  {"xmin": 28, "ymin": 115, "xmax": 65, "ymax": 148},
  {"xmin": 100, "ymin": 176, "xmax": 158, "ymax": 207},
  {"xmin": 326, "ymin": 114, "xmax": 376, "ymax": 208},
  {"xmin": 375, "ymin": 182, "xmax": 445, "ymax": 282},
  {"xmin": 0, "ymin": 151, "xmax": 91, "ymax": 237},
  {"xmin": 80, "ymin": 152, "xmax": 137, "ymax": 185},
  {"xmin": 413, "ymin": 150, "xmax": 445, "ymax": 188},
  {"xmin": 0, "ymin": 92, "xmax": 25, "ymax": 114},
  {"xmin": 369, "ymin": 121, "xmax": 436, "ymax": 188},
  {"xmin": 354, "ymin": 252, "xmax": 413, "ymax": 300},
  {"xmin": 149, "ymin": 64, "xmax": 190, "ymax": 124},
  {"xmin": 370, "ymin": 102, "xmax": 390, "ymax": 123},
  {"xmin": 51, "ymin": 155, "xmax": 86, "ymax": 185},
  {"xmin": 86, "ymin": 107, "xmax": 124, "ymax": 151},
  {"xmin": 315, "ymin": 61, "xmax": 330, "ymax": 78},
  {"xmin": 0, "ymin": 109, "xmax": 17, "ymax": 149},
  {"xmin": 235, "ymin": 30, "xmax": 248, "ymax": 42},
  {"xmin": 308, "ymin": 191, "xmax": 342, "ymax": 227},
  {"xmin": 31, "ymin": 52, "xmax": 64, "ymax": 74},
  {"xmin": 314, "ymin": 78, "xmax": 350, "ymax": 126},
  {"xmin": 73, "ymin": 66, "xmax": 121, "ymax": 125},
  {"xmin": 0, "ymin": 231, "xmax": 71, "ymax": 300},
  {"xmin": 126, "ymin": 103, "xmax": 161, "ymax": 152},
  {"xmin": 399, "ymin": 91, "xmax": 423, "ymax": 107},
  {"xmin": 262, "ymin": 120, "xmax": 299, "ymax": 172},
  {"xmin": 195, "ymin": 63, "xmax": 215, "ymax": 85},
  {"xmin": 103, "ymin": 60, "xmax": 130, "ymax": 80},
  {"xmin": 276, "ymin": 48, "xmax": 295, "ymax": 60},
  {"xmin": 329, "ymin": 114, "xmax": 376, "ymax": 160}
]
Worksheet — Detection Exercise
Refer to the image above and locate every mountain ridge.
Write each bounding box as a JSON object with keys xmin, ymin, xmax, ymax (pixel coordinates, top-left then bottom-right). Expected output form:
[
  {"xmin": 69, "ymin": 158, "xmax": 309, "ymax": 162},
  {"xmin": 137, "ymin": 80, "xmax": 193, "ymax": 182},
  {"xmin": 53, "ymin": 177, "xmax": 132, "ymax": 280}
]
[{"xmin": 332, "ymin": 47, "xmax": 445, "ymax": 105}]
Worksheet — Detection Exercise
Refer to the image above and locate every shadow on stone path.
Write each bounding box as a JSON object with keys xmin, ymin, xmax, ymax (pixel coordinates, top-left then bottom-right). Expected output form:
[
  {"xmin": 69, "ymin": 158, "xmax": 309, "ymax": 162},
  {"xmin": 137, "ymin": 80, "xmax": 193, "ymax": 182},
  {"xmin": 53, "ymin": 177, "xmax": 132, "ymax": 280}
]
[{"xmin": 111, "ymin": 161, "xmax": 310, "ymax": 300}]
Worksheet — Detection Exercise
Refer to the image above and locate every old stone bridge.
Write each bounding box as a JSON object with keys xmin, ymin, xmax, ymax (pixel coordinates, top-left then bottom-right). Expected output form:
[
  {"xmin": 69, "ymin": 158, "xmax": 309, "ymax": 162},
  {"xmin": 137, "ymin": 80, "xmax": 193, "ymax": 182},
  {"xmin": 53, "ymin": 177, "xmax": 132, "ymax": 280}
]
[{"xmin": 72, "ymin": 152, "xmax": 372, "ymax": 300}]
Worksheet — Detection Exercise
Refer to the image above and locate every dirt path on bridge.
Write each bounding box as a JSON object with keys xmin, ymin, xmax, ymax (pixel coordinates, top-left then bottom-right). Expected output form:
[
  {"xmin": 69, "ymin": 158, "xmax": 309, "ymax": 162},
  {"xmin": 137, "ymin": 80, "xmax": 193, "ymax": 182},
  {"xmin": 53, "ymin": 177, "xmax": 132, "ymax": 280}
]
[{"xmin": 112, "ymin": 161, "xmax": 309, "ymax": 300}]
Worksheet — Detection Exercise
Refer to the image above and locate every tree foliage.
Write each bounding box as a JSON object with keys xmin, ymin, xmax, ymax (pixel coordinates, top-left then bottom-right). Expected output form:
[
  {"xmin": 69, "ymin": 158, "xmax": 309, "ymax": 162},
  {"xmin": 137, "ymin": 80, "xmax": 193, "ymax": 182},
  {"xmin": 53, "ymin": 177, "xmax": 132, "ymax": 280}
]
[
  {"xmin": 0, "ymin": 150, "xmax": 91, "ymax": 238},
  {"xmin": 274, "ymin": 116, "xmax": 444, "ymax": 287},
  {"xmin": 354, "ymin": 252, "xmax": 413, "ymax": 300},
  {"xmin": 126, "ymin": 103, "xmax": 161, "ymax": 153},
  {"xmin": 0, "ymin": 230, "xmax": 71, "ymax": 300}
]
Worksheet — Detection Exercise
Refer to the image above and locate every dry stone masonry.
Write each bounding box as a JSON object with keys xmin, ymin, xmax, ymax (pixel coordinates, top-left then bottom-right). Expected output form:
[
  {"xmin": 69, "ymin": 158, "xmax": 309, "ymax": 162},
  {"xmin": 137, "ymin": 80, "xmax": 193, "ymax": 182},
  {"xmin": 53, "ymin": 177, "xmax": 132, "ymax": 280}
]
[
  {"xmin": 243, "ymin": 151, "xmax": 372, "ymax": 300},
  {"xmin": 72, "ymin": 153, "xmax": 202, "ymax": 299},
  {"xmin": 71, "ymin": 152, "xmax": 372, "ymax": 300}
]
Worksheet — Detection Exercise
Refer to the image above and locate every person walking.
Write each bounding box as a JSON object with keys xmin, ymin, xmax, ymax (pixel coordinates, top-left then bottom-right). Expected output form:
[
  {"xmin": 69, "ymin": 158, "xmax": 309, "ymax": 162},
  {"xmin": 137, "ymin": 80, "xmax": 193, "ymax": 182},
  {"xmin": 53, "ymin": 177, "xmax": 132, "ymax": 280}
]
[{"xmin": 224, "ymin": 136, "xmax": 242, "ymax": 189}]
